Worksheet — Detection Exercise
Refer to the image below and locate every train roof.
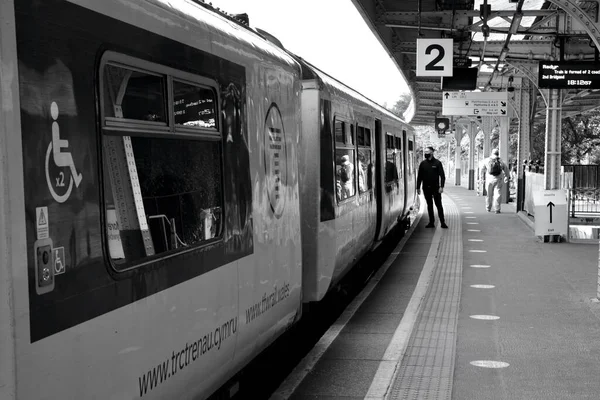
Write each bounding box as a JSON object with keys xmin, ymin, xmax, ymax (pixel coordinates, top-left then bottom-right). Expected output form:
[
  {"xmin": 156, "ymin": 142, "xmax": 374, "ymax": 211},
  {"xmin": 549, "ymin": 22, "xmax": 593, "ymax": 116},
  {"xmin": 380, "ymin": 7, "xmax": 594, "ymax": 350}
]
[
  {"xmin": 138, "ymin": 0, "xmax": 299, "ymax": 71},
  {"xmin": 294, "ymin": 57, "xmax": 409, "ymax": 126}
]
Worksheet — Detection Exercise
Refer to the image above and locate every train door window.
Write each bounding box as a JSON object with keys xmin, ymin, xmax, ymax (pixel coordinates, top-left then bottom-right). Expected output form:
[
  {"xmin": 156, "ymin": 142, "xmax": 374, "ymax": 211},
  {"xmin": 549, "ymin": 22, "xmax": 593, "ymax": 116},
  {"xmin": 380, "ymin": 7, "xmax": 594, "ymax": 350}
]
[
  {"xmin": 395, "ymin": 135, "xmax": 403, "ymax": 179},
  {"xmin": 334, "ymin": 117, "xmax": 356, "ymax": 201},
  {"xmin": 408, "ymin": 139, "xmax": 415, "ymax": 175},
  {"xmin": 357, "ymin": 125, "xmax": 372, "ymax": 194},
  {"xmin": 385, "ymin": 133, "xmax": 399, "ymax": 188},
  {"xmin": 100, "ymin": 53, "xmax": 223, "ymax": 271}
]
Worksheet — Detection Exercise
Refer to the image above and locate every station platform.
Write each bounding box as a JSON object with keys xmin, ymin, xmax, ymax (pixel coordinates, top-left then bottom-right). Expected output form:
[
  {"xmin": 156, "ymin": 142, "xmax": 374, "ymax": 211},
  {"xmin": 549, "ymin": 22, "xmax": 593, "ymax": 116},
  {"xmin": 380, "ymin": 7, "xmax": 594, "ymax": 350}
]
[{"xmin": 271, "ymin": 186, "xmax": 600, "ymax": 400}]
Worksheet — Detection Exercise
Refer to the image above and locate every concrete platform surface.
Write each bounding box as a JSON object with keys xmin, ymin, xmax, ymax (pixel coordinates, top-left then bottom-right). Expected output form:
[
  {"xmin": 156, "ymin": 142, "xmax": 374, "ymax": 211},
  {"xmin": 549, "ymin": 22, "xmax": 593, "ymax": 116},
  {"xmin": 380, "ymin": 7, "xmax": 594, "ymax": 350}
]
[{"xmin": 271, "ymin": 186, "xmax": 600, "ymax": 400}]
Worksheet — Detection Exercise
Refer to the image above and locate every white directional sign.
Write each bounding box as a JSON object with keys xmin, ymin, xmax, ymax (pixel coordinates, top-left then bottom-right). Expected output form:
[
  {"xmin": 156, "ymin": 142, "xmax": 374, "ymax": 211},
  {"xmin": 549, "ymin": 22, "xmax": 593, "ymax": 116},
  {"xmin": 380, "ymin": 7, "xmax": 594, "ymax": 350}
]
[
  {"xmin": 533, "ymin": 190, "xmax": 567, "ymax": 236},
  {"xmin": 442, "ymin": 91, "xmax": 508, "ymax": 116},
  {"xmin": 416, "ymin": 39, "xmax": 453, "ymax": 77}
]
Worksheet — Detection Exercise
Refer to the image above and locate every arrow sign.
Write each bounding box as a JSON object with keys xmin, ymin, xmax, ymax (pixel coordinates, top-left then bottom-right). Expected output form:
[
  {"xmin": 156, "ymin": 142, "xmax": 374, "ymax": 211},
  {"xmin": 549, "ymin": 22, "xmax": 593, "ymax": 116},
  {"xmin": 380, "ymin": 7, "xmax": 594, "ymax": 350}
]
[
  {"xmin": 445, "ymin": 92, "xmax": 450, "ymax": 99},
  {"xmin": 501, "ymin": 109, "xmax": 506, "ymax": 115},
  {"xmin": 501, "ymin": 101, "xmax": 506, "ymax": 106},
  {"xmin": 547, "ymin": 201, "xmax": 555, "ymax": 223}
]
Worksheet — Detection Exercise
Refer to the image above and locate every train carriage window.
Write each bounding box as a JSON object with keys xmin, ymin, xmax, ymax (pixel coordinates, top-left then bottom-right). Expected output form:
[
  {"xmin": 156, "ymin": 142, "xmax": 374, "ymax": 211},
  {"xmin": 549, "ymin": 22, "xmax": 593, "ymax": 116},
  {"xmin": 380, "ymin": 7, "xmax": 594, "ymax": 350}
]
[
  {"xmin": 335, "ymin": 120, "xmax": 345, "ymax": 143},
  {"xmin": 100, "ymin": 55, "xmax": 223, "ymax": 270},
  {"xmin": 104, "ymin": 64, "xmax": 167, "ymax": 123},
  {"xmin": 334, "ymin": 117, "xmax": 356, "ymax": 201},
  {"xmin": 357, "ymin": 126, "xmax": 364, "ymax": 146},
  {"xmin": 173, "ymin": 80, "xmax": 217, "ymax": 129}
]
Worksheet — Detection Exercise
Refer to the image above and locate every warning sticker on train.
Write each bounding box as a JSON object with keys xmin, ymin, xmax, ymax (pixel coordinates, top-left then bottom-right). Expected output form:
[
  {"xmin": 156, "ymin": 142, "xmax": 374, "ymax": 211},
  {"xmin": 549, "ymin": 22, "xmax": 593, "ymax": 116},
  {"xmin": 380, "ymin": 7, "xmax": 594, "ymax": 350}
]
[
  {"xmin": 36, "ymin": 206, "xmax": 49, "ymax": 240},
  {"xmin": 264, "ymin": 103, "xmax": 287, "ymax": 218}
]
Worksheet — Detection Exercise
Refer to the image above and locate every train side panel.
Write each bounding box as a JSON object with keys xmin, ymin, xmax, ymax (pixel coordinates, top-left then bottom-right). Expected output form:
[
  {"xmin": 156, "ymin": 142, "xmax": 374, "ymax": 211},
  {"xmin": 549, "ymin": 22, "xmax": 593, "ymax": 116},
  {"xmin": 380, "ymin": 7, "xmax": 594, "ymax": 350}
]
[
  {"xmin": 299, "ymin": 80, "xmax": 325, "ymax": 301},
  {"xmin": 403, "ymin": 129, "xmax": 418, "ymax": 217},
  {"xmin": 0, "ymin": 1, "xmax": 22, "ymax": 398},
  {"xmin": 11, "ymin": 1, "xmax": 302, "ymax": 399}
]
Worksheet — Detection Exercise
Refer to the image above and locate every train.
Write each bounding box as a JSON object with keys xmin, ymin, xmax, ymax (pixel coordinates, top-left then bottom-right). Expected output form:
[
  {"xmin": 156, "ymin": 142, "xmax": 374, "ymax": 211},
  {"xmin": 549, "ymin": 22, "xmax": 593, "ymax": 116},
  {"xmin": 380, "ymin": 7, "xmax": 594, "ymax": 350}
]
[{"xmin": 0, "ymin": 0, "xmax": 418, "ymax": 399}]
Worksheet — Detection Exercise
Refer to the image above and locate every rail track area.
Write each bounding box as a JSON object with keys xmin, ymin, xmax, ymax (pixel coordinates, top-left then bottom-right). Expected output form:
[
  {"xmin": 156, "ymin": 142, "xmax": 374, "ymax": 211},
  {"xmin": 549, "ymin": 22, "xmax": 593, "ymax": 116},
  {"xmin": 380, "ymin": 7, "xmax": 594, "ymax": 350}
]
[{"xmin": 247, "ymin": 186, "xmax": 600, "ymax": 400}]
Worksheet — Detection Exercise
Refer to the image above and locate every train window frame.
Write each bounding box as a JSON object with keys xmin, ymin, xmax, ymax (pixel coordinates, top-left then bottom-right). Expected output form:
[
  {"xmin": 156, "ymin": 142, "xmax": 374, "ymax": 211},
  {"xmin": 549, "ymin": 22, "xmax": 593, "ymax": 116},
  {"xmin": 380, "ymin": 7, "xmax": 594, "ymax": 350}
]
[
  {"xmin": 98, "ymin": 51, "xmax": 225, "ymax": 273},
  {"xmin": 334, "ymin": 116, "xmax": 356, "ymax": 202}
]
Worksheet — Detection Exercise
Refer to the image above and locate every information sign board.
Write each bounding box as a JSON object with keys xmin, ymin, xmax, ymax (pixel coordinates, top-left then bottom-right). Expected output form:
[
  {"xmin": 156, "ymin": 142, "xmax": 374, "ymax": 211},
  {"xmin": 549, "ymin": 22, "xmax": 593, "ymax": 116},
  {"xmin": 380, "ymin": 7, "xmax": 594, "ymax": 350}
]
[
  {"xmin": 538, "ymin": 61, "xmax": 600, "ymax": 89},
  {"xmin": 442, "ymin": 91, "xmax": 508, "ymax": 116},
  {"xmin": 533, "ymin": 190, "xmax": 567, "ymax": 236}
]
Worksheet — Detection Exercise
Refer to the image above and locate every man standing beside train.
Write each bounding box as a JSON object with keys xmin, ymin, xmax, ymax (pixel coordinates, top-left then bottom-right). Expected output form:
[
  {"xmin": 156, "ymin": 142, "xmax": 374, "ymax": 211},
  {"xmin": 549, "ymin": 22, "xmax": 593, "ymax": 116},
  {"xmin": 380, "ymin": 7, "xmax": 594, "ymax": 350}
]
[{"xmin": 417, "ymin": 146, "xmax": 448, "ymax": 229}]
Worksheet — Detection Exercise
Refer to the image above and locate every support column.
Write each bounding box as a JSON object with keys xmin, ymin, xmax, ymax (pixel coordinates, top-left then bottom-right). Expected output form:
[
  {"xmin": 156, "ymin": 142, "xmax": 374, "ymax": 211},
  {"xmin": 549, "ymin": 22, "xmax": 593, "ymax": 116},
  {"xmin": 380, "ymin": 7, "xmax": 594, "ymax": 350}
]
[
  {"xmin": 499, "ymin": 114, "xmax": 510, "ymax": 203},
  {"xmin": 516, "ymin": 80, "xmax": 532, "ymax": 211},
  {"xmin": 454, "ymin": 127, "xmax": 462, "ymax": 186},
  {"xmin": 468, "ymin": 121, "xmax": 476, "ymax": 190},
  {"xmin": 544, "ymin": 89, "xmax": 562, "ymax": 190},
  {"xmin": 482, "ymin": 117, "xmax": 492, "ymax": 159}
]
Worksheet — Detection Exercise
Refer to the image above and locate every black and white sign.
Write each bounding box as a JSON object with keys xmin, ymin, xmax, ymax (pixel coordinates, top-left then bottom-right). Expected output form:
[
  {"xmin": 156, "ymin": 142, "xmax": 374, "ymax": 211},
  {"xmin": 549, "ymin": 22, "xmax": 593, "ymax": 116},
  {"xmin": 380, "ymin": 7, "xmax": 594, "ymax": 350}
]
[
  {"xmin": 417, "ymin": 39, "xmax": 453, "ymax": 77},
  {"xmin": 533, "ymin": 190, "xmax": 567, "ymax": 236},
  {"xmin": 442, "ymin": 91, "xmax": 508, "ymax": 116},
  {"xmin": 538, "ymin": 61, "xmax": 600, "ymax": 89}
]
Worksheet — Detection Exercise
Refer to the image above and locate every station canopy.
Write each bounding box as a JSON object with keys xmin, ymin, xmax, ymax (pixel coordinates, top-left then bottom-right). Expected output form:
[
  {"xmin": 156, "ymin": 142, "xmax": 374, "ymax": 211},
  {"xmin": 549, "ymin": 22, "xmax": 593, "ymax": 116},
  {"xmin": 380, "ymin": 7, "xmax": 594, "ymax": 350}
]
[{"xmin": 350, "ymin": 0, "xmax": 600, "ymax": 126}]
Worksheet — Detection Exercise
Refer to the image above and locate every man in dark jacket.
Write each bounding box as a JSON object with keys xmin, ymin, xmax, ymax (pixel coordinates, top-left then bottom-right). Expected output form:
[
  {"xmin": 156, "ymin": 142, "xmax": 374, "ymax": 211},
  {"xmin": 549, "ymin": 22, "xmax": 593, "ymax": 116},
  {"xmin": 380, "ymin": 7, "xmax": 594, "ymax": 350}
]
[{"xmin": 417, "ymin": 146, "xmax": 448, "ymax": 228}]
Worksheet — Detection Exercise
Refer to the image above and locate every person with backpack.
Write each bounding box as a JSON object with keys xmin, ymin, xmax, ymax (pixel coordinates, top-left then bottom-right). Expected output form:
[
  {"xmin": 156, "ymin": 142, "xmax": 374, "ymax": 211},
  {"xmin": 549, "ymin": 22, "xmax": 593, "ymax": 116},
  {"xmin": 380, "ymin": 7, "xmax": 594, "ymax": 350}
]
[
  {"xmin": 339, "ymin": 154, "xmax": 354, "ymax": 199},
  {"xmin": 417, "ymin": 146, "xmax": 448, "ymax": 228},
  {"xmin": 480, "ymin": 148, "xmax": 510, "ymax": 213}
]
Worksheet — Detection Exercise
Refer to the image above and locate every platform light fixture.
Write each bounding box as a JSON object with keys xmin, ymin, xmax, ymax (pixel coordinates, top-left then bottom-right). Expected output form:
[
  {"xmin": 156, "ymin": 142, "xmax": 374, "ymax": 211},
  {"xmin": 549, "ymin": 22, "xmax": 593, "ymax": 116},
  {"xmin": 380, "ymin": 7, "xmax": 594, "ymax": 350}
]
[{"xmin": 509, "ymin": 12, "xmax": 523, "ymax": 34}]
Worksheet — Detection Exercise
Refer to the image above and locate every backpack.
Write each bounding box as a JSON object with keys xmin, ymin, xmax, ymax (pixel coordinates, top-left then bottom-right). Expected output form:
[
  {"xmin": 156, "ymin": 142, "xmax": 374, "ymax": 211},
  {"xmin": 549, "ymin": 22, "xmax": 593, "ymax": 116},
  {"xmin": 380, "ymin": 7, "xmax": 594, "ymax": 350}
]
[
  {"xmin": 340, "ymin": 166, "xmax": 350, "ymax": 182},
  {"xmin": 489, "ymin": 158, "xmax": 503, "ymax": 176}
]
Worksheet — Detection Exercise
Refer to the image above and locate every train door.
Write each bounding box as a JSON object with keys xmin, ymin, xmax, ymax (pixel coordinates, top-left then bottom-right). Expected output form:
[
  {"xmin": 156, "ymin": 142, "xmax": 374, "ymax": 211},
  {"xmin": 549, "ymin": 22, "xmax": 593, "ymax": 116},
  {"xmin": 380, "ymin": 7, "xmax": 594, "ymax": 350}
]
[
  {"xmin": 403, "ymin": 130, "xmax": 417, "ymax": 212},
  {"xmin": 403, "ymin": 129, "xmax": 409, "ymax": 213},
  {"xmin": 374, "ymin": 119, "xmax": 383, "ymax": 241}
]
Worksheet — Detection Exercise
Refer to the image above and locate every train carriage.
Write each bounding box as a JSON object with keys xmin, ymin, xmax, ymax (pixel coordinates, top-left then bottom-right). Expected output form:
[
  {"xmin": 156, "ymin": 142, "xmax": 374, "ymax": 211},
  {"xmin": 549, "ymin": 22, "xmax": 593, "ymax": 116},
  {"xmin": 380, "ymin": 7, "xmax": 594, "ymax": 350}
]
[
  {"xmin": 0, "ymin": 0, "xmax": 419, "ymax": 399},
  {"xmin": 0, "ymin": 0, "xmax": 303, "ymax": 398},
  {"xmin": 295, "ymin": 59, "xmax": 418, "ymax": 302}
]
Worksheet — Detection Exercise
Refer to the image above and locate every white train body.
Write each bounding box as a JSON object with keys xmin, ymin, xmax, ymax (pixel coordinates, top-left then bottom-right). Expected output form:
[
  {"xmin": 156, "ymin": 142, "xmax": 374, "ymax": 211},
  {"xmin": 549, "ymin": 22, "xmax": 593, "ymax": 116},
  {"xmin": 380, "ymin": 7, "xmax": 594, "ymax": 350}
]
[{"xmin": 0, "ymin": 0, "xmax": 416, "ymax": 399}]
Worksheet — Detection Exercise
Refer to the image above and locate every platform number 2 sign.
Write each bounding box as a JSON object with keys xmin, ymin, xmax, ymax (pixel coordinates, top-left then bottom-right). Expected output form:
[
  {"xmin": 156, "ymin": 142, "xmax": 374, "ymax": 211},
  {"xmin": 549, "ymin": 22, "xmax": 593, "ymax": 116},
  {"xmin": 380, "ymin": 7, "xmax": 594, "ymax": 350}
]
[{"xmin": 416, "ymin": 39, "xmax": 453, "ymax": 77}]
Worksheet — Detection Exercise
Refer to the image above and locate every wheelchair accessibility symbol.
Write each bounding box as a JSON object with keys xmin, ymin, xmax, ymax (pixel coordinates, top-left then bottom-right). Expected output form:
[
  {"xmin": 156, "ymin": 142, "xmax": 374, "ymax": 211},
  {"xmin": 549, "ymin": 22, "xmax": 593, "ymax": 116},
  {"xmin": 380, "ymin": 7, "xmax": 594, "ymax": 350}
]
[
  {"xmin": 45, "ymin": 102, "xmax": 83, "ymax": 203},
  {"xmin": 53, "ymin": 246, "xmax": 66, "ymax": 275}
]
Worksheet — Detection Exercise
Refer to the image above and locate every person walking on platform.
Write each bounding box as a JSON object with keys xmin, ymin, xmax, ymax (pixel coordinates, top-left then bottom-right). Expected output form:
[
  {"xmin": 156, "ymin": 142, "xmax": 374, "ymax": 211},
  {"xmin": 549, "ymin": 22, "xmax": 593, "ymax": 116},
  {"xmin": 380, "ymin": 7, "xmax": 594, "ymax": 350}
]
[
  {"xmin": 417, "ymin": 146, "xmax": 448, "ymax": 229},
  {"xmin": 480, "ymin": 148, "xmax": 510, "ymax": 213}
]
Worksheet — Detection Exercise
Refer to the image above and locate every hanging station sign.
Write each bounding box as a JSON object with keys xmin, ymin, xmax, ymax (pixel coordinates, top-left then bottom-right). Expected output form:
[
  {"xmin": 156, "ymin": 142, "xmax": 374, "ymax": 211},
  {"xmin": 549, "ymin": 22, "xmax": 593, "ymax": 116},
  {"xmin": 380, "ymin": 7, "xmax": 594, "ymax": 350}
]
[
  {"xmin": 442, "ymin": 91, "xmax": 508, "ymax": 116},
  {"xmin": 538, "ymin": 61, "xmax": 600, "ymax": 89}
]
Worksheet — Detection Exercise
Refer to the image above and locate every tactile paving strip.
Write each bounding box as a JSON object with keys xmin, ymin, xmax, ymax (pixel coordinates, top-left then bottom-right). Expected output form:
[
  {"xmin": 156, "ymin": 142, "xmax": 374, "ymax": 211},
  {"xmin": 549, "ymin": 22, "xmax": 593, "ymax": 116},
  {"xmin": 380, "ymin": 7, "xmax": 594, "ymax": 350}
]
[{"xmin": 388, "ymin": 194, "xmax": 462, "ymax": 400}]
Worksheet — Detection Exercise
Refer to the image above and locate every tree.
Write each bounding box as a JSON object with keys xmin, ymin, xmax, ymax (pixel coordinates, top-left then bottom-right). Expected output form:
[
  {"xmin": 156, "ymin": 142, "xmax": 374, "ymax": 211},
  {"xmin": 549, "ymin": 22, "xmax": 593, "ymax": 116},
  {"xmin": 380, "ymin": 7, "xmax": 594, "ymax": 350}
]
[
  {"xmin": 561, "ymin": 110, "xmax": 600, "ymax": 164},
  {"xmin": 389, "ymin": 92, "xmax": 412, "ymax": 118}
]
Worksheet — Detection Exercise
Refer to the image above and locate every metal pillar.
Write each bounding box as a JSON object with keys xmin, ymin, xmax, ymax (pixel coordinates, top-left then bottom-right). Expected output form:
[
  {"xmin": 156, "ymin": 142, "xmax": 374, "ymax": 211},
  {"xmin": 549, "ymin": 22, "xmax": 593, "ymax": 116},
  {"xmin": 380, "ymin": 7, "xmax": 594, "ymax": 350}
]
[
  {"xmin": 516, "ymin": 80, "xmax": 532, "ymax": 211},
  {"xmin": 468, "ymin": 121, "xmax": 476, "ymax": 190},
  {"xmin": 482, "ymin": 117, "xmax": 492, "ymax": 158},
  {"xmin": 544, "ymin": 89, "xmax": 562, "ymax": 190},
  {"xmin": 498, "ymin": 114, "xmax": 510, "ymax": 203},
  {"xmin": 454, "ymin": 127, "xmax": 462, "ymax": 186}
]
